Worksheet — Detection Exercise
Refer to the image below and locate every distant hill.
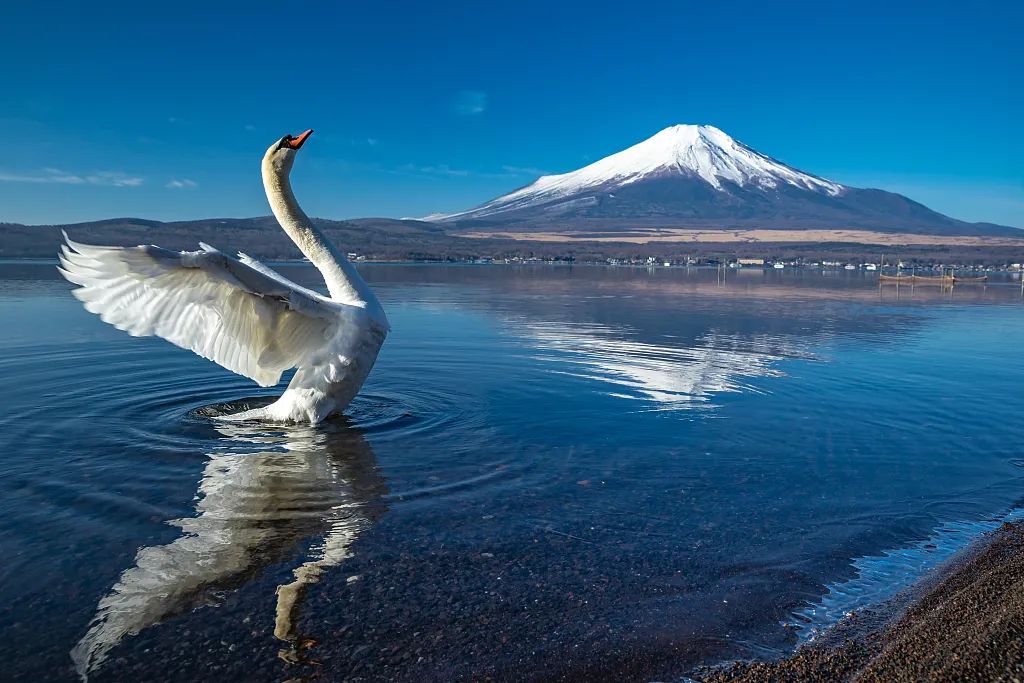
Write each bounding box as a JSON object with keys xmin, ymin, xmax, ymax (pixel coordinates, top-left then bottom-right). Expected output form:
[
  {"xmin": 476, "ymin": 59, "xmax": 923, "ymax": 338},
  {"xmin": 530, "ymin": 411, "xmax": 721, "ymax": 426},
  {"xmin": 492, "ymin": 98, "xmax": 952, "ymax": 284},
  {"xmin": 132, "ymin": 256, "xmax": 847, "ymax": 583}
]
[
  {"xmin": 424, "ymin": 124, "xmax": 1020, "ymax": 237},
  {"xmin": 0, "ymin": 217, "xmax": 466, "ymax": 260},
  {"xmin": 3, "ymin": 214, "xmax": 1024, "ymax": 268}
]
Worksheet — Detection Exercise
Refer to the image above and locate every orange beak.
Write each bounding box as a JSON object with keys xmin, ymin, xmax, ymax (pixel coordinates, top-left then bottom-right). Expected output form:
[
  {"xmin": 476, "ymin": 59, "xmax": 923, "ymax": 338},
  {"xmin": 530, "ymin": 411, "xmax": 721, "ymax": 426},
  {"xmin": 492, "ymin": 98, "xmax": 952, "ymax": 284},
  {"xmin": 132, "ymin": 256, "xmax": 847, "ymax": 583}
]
[{"xmin": 285, "ymin": 129, "xmax": 314, "ymax": 150}]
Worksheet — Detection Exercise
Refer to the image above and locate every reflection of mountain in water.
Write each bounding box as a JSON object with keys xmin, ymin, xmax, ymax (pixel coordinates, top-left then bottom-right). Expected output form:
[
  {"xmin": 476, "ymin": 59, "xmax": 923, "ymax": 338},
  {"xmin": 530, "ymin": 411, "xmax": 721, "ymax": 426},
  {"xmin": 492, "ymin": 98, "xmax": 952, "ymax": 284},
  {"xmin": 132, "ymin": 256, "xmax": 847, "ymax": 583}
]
[
  {"xmin": 518, "ymin": 321, "xmax": 813, "ymax": 409},
  {"xmin": 72, "ymin": 419, "xmax": 386, "ymax": 678}
]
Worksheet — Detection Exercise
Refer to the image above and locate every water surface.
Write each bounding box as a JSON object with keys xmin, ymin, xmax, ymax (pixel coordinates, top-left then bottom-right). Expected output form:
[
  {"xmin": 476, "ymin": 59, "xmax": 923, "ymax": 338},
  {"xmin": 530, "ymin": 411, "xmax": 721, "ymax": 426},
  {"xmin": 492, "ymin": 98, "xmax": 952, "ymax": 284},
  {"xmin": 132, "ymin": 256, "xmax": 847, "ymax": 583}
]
[{"xmin": 1, "ymin": 263, "xmax": 1022, "ymax": 681}]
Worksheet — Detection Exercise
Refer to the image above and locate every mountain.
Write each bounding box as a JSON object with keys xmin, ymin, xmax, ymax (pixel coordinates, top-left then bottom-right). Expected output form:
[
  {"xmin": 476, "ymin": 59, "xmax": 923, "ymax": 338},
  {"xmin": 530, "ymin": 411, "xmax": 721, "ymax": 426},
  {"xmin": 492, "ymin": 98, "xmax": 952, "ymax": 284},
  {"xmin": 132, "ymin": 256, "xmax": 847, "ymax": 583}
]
[
  {"xmin": 425, "ymin": 125, "xmax": 1019, "ymax": 237},
  {"xmin": 2, "ymin": 125, "xmax": 1019, "ymax": 262}
]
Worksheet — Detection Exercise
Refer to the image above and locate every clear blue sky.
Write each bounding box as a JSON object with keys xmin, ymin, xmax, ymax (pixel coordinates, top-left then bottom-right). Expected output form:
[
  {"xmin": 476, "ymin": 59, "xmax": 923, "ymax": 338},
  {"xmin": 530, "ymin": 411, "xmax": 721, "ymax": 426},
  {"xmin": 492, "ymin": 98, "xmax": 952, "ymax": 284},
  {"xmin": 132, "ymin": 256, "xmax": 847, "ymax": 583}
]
[{"xmin": 1, "ymin": 0, "xmax": 1020, "ymax": 226}]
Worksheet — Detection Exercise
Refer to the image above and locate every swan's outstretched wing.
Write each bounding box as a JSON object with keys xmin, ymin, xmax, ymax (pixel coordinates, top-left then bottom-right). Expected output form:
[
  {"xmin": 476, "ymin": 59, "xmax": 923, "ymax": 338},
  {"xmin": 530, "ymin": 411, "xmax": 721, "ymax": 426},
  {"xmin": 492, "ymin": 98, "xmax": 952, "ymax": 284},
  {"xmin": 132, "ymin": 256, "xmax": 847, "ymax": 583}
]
[{"xmin": 58, "ymin": 234, "xmax": 338, "ymax": 387}]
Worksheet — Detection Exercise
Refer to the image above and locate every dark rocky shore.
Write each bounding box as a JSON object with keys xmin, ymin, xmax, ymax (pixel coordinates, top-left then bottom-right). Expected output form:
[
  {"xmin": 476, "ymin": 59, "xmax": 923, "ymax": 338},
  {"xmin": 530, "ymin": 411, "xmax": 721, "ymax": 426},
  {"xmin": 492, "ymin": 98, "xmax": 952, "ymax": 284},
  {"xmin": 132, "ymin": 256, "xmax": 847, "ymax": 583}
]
[{"xmin": 698, "ymin": 521, "xmax": 1024, "ymax": 682}]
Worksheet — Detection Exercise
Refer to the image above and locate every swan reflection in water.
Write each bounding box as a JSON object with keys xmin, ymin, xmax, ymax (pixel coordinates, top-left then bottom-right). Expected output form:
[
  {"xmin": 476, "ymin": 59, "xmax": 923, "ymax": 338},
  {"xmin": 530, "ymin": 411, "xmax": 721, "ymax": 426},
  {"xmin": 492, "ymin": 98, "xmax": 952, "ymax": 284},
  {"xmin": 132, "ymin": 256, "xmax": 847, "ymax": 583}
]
[{"xmin": 72, "ymin": 413, "xmax": 387, "ymax": 678}]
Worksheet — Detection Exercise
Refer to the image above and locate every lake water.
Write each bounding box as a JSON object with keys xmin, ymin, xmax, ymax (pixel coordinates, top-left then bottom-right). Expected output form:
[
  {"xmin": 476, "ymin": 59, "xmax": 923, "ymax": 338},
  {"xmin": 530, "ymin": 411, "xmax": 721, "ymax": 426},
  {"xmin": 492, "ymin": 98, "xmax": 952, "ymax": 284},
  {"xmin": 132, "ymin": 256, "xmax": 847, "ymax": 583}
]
[{"xmin": 1, "ymin": 262, "xmax": 1023, "ymax": 682}]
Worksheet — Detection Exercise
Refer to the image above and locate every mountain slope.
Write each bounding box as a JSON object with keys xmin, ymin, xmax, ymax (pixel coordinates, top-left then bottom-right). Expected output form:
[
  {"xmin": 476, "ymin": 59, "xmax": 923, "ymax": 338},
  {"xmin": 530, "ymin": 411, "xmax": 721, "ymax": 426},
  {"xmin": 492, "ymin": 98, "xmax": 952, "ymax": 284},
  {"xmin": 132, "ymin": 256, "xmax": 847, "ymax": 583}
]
[{"xmin": 425, "ymin": 125, "xmax": 1019, "ymax": 237}]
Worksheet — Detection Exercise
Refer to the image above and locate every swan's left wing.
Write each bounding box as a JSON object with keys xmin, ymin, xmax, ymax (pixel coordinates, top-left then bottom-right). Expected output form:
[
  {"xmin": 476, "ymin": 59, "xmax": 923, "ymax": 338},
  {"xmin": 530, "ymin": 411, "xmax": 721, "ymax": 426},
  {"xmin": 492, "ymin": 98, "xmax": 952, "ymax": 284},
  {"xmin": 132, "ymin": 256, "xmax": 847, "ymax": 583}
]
[{"xmin": 58, "ymin": 234, "xmax": 339, "ymax": 387}]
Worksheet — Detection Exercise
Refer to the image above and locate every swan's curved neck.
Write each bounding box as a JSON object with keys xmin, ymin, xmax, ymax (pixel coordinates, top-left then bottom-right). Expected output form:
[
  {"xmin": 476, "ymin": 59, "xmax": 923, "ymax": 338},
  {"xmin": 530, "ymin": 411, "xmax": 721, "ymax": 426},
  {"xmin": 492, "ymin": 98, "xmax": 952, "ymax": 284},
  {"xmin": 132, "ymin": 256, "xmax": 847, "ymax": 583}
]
[{"xmin": 262, "ymin": 159, "xmax": 376, "ymax": 306}]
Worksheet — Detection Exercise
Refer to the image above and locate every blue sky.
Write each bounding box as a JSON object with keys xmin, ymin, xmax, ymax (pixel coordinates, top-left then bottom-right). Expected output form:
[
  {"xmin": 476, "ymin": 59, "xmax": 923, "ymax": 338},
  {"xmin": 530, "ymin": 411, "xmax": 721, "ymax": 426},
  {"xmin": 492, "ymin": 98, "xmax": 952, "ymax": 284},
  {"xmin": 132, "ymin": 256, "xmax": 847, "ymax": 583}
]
[{"xmin": 1, "ymin": 0, "xmax": 1020, "ymax": 226}]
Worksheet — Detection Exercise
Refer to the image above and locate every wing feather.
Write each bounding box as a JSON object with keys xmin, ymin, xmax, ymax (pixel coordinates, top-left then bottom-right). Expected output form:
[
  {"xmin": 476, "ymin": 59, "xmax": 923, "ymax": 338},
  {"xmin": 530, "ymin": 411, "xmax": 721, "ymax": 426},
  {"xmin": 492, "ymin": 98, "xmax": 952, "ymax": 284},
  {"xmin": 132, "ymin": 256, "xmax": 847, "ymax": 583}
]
[{"xmin": 58, "ymin": 234, "xmax": 338, "ymax": 387}]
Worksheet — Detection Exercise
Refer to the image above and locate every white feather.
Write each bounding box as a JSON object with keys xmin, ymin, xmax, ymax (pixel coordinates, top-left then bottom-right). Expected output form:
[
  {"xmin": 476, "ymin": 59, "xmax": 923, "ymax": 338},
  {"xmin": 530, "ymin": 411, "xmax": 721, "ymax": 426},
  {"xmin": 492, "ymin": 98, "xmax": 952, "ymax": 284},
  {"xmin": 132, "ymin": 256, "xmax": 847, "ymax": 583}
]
[{"xmin": 59, "ymin": 235, "xmax": 336, "ymax": 387}]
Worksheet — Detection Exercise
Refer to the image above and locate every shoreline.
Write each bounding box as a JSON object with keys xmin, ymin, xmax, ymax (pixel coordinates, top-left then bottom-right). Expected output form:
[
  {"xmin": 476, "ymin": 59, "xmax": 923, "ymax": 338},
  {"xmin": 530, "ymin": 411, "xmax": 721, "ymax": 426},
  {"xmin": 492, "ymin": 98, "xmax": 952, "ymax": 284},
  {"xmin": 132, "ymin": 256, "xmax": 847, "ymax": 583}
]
[
  {"xmin": 5, "ymin": 219, "xmax": 1024, "ymax": 267},
  {"xmin": 695, "ymin": 521, "xmax": 1024, "ymax": 682},
  {"xmin": 1, "ymin": 256, "xmax": 1020, "ymax": 274}
]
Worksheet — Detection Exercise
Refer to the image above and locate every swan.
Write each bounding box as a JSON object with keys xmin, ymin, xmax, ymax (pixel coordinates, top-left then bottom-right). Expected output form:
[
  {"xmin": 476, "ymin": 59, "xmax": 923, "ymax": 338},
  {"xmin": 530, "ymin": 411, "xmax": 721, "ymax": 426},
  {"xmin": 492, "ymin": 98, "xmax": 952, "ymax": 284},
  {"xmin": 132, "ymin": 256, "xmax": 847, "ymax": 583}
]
[{"xmin": 58, "ymin": 130, "xmax": 389, "ymax": 423}]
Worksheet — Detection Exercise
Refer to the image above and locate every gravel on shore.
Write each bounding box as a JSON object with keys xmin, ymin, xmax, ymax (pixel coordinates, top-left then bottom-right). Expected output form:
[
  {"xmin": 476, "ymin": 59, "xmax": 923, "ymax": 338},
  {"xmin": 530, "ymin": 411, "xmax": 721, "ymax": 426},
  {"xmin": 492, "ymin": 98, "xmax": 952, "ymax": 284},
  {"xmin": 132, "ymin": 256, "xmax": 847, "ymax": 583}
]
[{"xmin": 697, "ymin": 521, "xmax": 1024, "ymax": 682}]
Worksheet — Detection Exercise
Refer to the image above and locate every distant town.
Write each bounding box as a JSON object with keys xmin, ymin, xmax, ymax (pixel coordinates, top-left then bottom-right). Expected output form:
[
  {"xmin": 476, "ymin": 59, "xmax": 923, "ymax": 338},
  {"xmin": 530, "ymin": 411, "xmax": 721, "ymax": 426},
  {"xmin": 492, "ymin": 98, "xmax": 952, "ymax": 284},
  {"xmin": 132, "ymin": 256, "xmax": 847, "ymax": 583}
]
[
  {"xmin": 341, "ymin": 251, "xmax": 1024, "ymax": 274},
  {"xmin": 5, "ymin": 217, "xmax": 1024, "ymax": 273}
]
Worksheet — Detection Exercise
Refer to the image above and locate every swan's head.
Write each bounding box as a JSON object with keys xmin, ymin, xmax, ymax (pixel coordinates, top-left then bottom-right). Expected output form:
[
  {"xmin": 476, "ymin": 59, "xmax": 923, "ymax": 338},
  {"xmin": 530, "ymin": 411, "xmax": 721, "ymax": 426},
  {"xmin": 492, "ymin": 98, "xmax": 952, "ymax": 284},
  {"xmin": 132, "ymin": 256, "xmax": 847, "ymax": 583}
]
[{"xmin": 263, "ymin": 129, "xmax": 313, "ymax": 175}]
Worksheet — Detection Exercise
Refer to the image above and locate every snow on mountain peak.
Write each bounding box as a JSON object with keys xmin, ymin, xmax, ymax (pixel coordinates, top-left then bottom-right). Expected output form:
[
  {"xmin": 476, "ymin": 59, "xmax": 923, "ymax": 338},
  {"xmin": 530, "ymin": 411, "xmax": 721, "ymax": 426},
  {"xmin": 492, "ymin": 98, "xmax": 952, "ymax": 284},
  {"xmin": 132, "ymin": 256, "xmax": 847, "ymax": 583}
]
[
  {"xmin": 428, "ymin": 124, "xmax": 845, "ymax": 222},
  {"xmin": 535, "ymin": 123, "xmax": 843, "ymax": 195}
]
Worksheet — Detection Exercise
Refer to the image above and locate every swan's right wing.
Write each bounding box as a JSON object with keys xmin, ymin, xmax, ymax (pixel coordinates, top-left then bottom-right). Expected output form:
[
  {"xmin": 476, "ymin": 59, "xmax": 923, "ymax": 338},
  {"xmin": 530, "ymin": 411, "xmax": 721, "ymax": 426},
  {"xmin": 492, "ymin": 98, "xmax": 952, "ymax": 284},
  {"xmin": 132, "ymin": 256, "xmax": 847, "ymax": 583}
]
[{"xmin": 58, "ymin": 235, "xmax": 340, "ymax": 387}]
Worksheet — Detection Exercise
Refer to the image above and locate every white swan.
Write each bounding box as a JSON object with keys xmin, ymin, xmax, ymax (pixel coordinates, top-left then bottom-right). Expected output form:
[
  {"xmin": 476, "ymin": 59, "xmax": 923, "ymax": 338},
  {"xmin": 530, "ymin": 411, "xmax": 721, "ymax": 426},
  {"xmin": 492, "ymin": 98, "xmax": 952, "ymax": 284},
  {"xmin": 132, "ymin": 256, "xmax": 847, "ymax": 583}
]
[{"xmin": 58, "ymin": 130, "xmax": 389, "ymax": 423}]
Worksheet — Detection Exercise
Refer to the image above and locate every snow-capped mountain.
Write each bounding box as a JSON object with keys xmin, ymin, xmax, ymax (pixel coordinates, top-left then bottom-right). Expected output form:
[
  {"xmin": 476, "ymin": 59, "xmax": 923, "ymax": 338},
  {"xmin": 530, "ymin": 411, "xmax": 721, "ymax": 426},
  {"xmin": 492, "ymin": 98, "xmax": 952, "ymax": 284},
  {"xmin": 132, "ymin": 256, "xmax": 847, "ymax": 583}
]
[
  {"xmin": 424, "ymin": 125, "xmax": 1018, "ymax": 236},
  {"xmin": 429, "ymin": 125, "xmax": 842, "ymax": 221}
]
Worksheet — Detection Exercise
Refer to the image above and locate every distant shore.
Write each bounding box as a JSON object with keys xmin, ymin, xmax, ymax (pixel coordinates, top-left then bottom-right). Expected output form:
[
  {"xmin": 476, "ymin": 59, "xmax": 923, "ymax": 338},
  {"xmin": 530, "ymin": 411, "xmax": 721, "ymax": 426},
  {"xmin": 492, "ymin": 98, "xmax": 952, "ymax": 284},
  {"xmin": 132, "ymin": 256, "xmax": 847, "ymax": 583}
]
[
  {"xmin": 3, "ymin": 254, "xmax": 1024, "ymax": 276},
  {"xmin": 697, "ymin": 521, "xmax": 1024, "ymax": 682},
  {"xmin": 5, "ymin": 217, "xmax": 1024, "ymax": 266}
]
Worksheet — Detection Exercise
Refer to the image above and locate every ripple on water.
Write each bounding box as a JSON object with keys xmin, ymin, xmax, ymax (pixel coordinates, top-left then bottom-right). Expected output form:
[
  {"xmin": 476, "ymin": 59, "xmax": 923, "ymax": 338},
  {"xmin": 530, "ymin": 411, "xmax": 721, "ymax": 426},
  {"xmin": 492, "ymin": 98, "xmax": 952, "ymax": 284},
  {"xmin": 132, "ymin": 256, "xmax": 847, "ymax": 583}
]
[
  {"xmin": 4, "ymin": 336, "xmax": 532, "ymax": 679},
  {"xmin": 8, "ymin": 332, "xmax": 530, "ymax": 512}
]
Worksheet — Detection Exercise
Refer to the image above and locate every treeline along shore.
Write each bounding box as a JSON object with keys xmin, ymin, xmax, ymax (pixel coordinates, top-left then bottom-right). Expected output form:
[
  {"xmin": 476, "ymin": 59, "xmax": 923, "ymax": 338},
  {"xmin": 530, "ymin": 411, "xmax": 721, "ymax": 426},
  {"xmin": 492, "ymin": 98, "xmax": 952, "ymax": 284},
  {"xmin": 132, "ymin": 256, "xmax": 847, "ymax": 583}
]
[{"xmin": 4, "ymin": 217, "xmax": 1024, "ymax": 267}]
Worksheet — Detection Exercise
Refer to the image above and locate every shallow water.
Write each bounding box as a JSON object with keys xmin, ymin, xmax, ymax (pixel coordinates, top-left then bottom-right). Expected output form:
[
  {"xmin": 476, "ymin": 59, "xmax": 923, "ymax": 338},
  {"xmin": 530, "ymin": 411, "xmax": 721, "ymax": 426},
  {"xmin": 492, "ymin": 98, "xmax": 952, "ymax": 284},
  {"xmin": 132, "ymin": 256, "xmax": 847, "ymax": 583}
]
[{"xmin": 1, "ymin": 262, "xmax": 1022, "ymax": 681}]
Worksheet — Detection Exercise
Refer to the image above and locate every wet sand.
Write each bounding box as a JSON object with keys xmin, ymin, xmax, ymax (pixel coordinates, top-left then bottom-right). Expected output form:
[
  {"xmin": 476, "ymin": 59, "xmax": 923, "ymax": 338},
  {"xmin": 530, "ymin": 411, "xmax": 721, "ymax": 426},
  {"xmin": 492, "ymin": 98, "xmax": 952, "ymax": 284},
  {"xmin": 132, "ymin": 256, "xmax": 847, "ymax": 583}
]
[{"xmin": 697, "ymin": 521, "xmax": 1024, "ymax": 682}]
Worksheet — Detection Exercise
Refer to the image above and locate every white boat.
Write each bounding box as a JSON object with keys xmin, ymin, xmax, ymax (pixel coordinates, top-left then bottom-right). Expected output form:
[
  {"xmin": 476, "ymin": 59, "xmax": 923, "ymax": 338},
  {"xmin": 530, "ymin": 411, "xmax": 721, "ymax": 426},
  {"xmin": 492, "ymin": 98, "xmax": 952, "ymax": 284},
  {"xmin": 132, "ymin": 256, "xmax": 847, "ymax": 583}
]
[
  {"xmin": 844, "ymin": 264, "xmax": 857, "ymax": 270},
  {"xmin": 773, "ymin": 263, "xmax": 785, "ymax": 269}
]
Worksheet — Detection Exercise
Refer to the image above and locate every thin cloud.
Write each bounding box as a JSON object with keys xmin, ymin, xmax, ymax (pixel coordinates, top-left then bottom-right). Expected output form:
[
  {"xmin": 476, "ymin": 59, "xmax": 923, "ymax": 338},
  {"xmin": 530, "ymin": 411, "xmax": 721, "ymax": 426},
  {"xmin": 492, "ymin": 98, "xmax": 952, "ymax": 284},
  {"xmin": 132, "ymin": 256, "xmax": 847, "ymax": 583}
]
[
  {"xmin": 502, "ymin": 165, "xmax": 549, "ymax": 177},
  {"xmin": 0, "ymin": 168, "xmax": 144, "ymax": 187},
  {"xmin": 453, "ymin": 90, "xmax": 487, "ymax": 115},
  {"xmin": 400, "ymin": 163, "xmax": 473, "ymax": 177},
  {"xmin": 397, "ymin": 162, "xmax": 534, "ymax": 180},
  {"xmin": 166, "ymin": 178, "xmax": 198, "ymax": 189}
]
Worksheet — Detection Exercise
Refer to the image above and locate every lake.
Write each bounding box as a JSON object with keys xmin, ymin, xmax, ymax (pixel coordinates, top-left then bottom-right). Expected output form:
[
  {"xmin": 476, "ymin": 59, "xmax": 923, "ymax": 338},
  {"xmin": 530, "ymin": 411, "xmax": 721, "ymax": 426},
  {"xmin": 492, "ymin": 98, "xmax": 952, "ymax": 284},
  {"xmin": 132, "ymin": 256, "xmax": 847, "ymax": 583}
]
[{"xmin": 1, "ymin": 262, "xmax": 1023, "ymax": 682}]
